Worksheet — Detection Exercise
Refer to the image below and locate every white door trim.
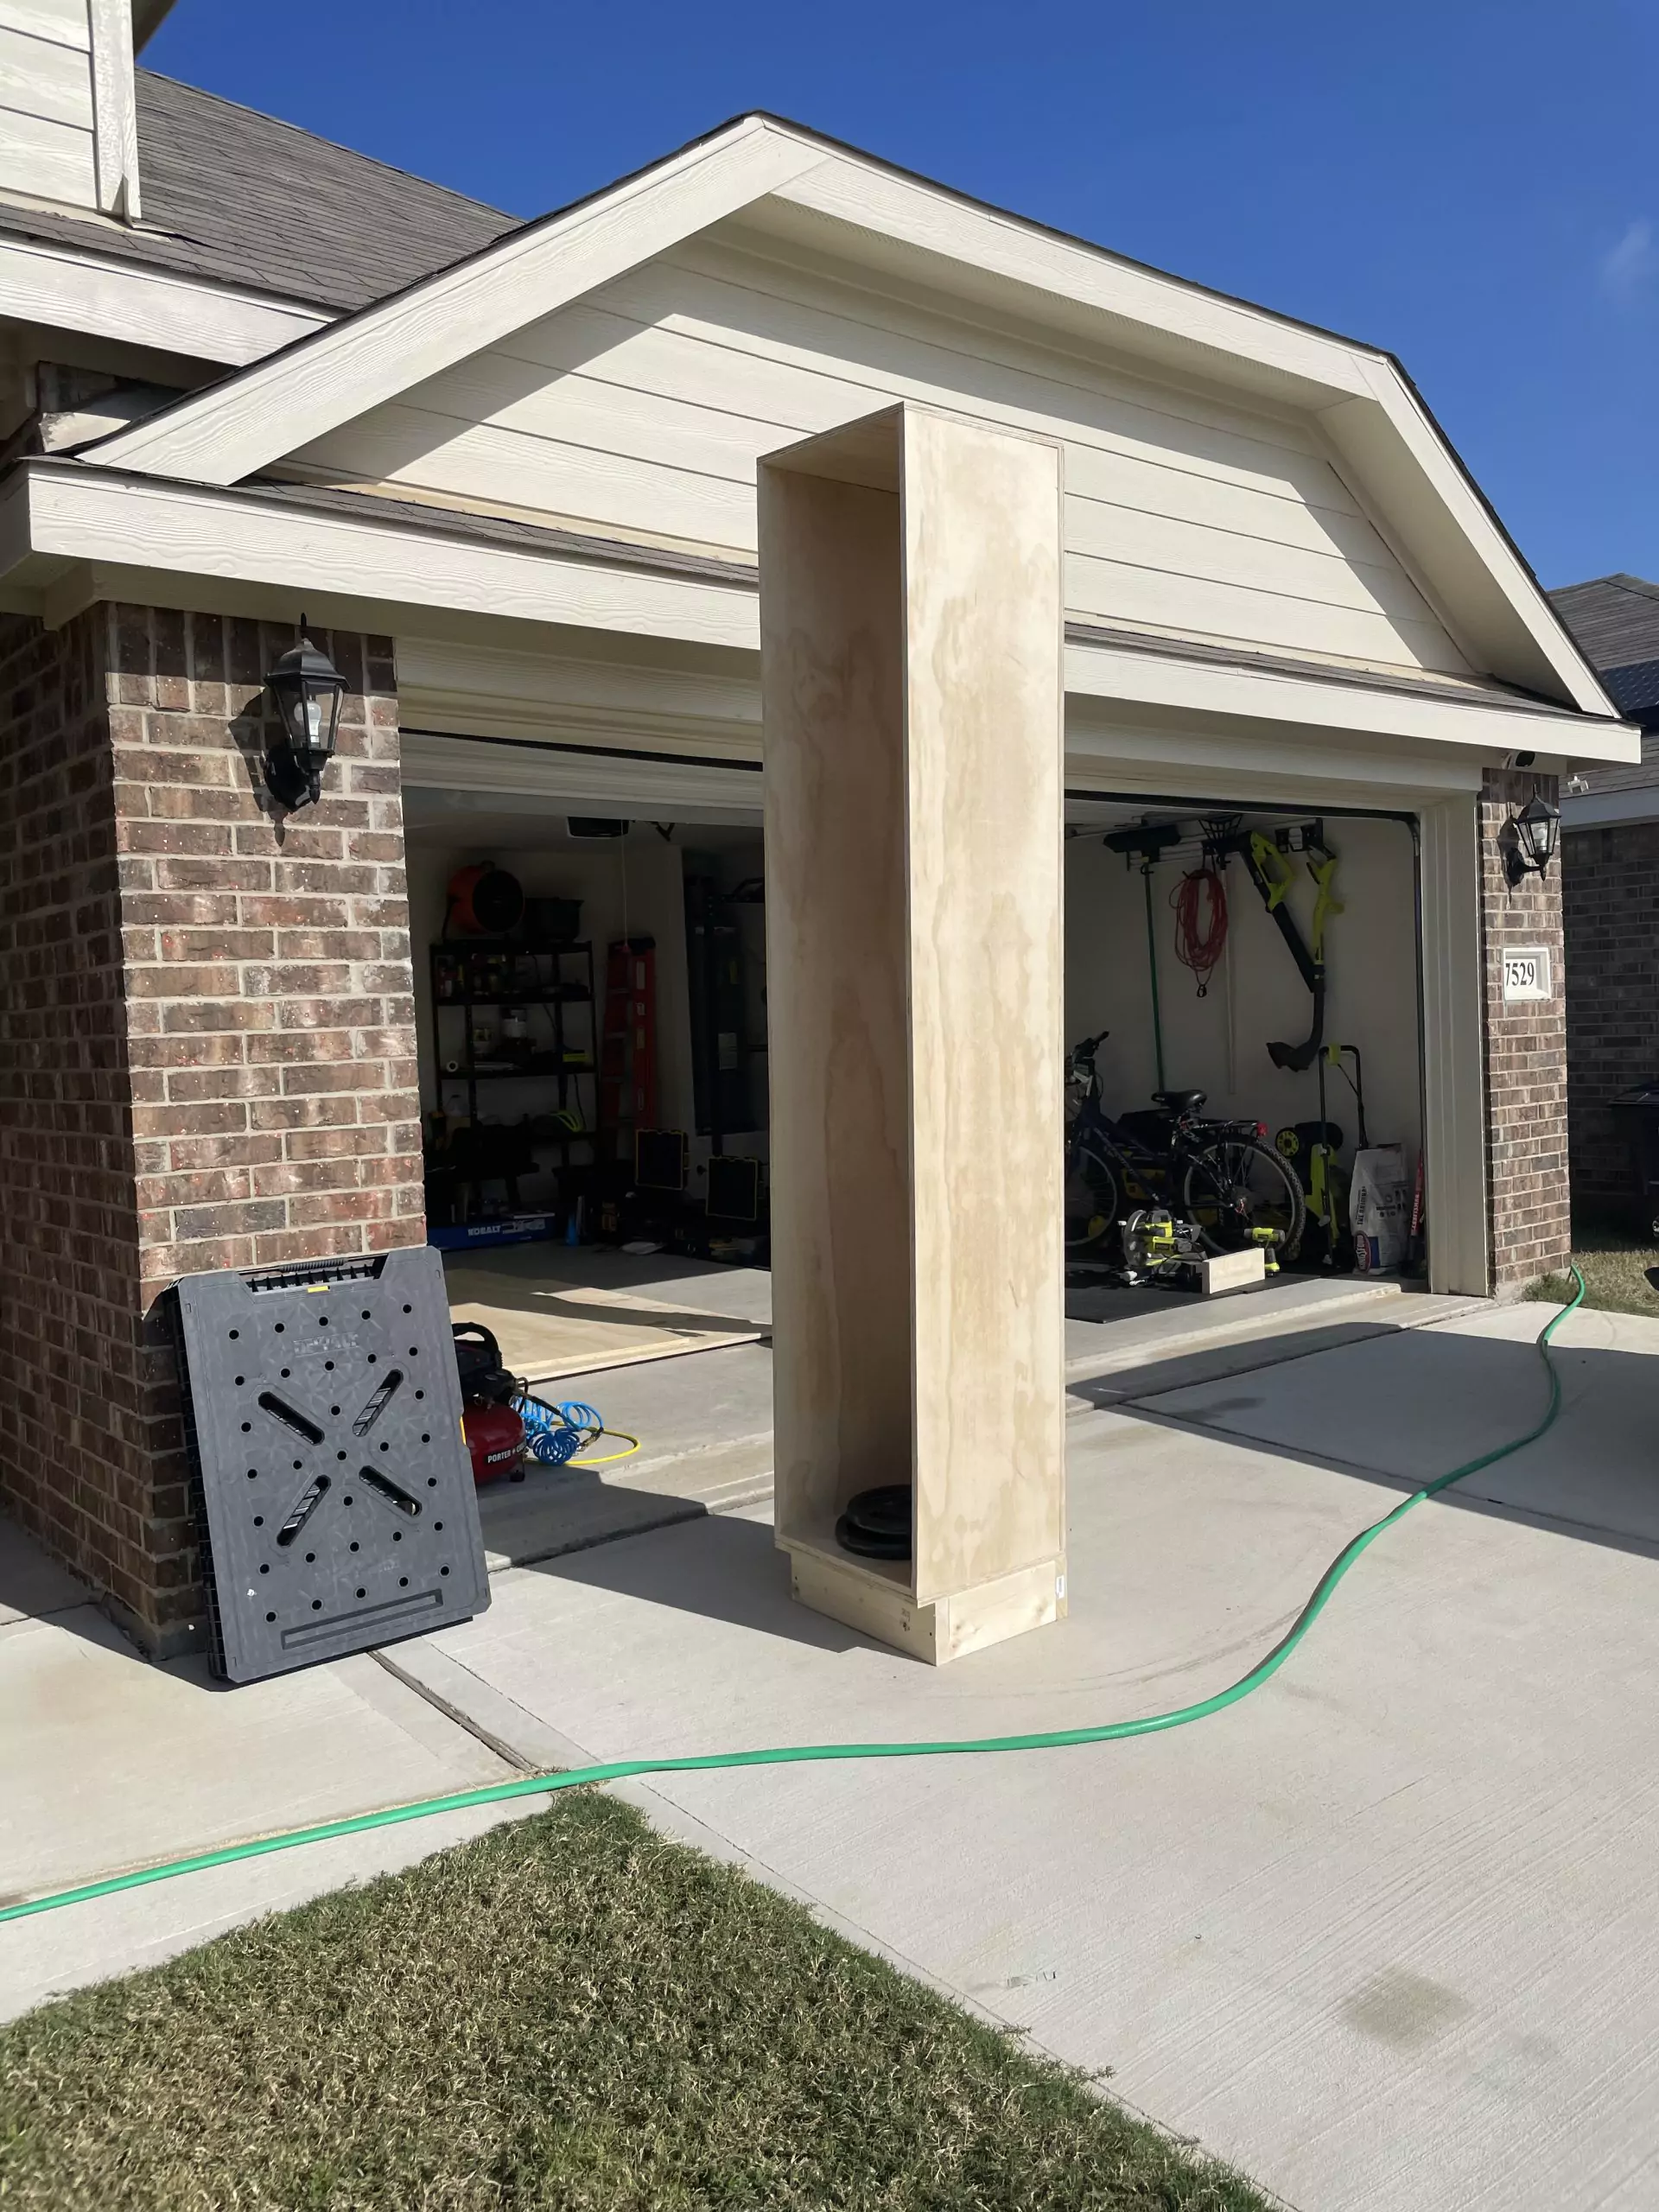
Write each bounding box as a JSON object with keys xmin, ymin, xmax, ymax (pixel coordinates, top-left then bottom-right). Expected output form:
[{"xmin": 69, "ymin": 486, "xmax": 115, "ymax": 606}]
[{"xmin": 1418, "ymin": 794, "xmax": 1490, "ymax": 1295}]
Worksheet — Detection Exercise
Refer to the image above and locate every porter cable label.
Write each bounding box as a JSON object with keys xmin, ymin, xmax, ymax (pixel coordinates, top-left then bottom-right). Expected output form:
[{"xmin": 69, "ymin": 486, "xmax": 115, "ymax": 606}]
[{"xmin": 1501, "ymin": 946, "xmax": 1552, "ymax": 1002}]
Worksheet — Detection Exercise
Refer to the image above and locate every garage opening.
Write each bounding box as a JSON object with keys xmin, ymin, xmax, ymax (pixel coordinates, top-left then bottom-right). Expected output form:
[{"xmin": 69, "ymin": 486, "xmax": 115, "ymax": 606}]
[
  {"xmin": 402, "ymin": 740, "xmax": 772, "ymax": 1408},
  {"xmin": 401, "ymin": 737, "xmax": 1430, "ymax": 1550},
  {"xmin": 1064, "ymin": 794, "xmax": 1424, "ymax": 1322}
]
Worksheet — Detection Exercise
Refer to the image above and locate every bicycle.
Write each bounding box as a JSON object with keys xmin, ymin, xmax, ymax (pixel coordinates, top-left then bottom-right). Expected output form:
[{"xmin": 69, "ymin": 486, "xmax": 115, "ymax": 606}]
[{"xmin": 1064, "ymin": 1031, "xmax": 1306, "ymax": 1262}]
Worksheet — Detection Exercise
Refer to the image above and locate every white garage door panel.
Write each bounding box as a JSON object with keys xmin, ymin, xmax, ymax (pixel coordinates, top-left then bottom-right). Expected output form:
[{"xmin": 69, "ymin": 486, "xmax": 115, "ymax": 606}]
[{"xmin": 399, "ymin": 729, "xmax": 764, "ymax": 821}]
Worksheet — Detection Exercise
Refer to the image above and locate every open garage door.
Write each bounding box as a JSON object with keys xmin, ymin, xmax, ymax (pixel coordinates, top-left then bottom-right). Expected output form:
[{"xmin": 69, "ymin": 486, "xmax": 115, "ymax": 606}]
[
  {"xmin": 401, "ymin": 729, "xmax": 763, "ymax": 826},
  {"xmin": 1064, "ymin": 792, "xmax": 1427, "ymax": 1291}
]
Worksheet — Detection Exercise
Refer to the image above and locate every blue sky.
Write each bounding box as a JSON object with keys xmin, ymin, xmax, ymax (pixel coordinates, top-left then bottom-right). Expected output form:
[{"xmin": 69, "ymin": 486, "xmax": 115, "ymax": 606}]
[{"xmin": 149, "ymin": 0, "xmax": 1659, "ymax": 589}]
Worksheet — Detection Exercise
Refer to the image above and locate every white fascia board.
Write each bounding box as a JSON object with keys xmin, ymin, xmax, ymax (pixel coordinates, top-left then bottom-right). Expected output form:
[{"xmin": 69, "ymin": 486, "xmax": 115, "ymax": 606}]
[
  {"xmin": 1561, "ymin": 785, "xmax": 1659, "ymax": 830},
  {"xmin": 9, "ymin": 463, "xmax": 760, "ymax": 646},
  {"xmin": 6, "ymin": 461, "xmax": 1638, "ymax": 774},
  {"xmin": 1064, "ymin": 633, "xmax": 1639, "ymax": 767},
  {"xmin": 1319, "ymin": 363, "xmax": 1615, "ymax": 718},
  {"xmin": 87, "ymin": 120, "xmax": 830, "ymax": 484},
  {"xmin": 0, "ymin": 234, "xmax": 327, "ymax": 365}
]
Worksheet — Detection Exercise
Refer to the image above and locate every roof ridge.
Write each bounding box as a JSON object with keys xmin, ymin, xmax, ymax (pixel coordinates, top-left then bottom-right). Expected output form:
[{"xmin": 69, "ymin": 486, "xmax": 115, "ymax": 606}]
[{"xmin": 1553, "ymin": 571, "xmax": 1659, "ymax": 599}]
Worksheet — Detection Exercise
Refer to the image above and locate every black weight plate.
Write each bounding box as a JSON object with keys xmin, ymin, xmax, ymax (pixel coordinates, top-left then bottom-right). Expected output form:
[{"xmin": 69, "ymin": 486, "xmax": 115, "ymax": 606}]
[
  {"xmin": 836, "ymin": 1484, "xmax": 913, "ymax": 1560},
  {"xmin": 842, "ymin": 1484, "xmax": 912, "ymax": 1539},
  {"xmin": 173, "ymin": 1246, "xmax": 489, "ymax": 1683}
]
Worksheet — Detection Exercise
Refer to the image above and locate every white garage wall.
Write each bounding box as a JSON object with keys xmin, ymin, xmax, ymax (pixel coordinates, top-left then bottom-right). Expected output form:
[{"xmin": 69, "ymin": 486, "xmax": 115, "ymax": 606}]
[
  {"xmin": 409, "ymin": 831, "xmax": 696, "ymax": 1176},
  {"xmin": 294, "ymin": 234, "xmax": 1467, "ymax": 678},
  {"xmin": 1064, "ymin": 814, "xmax": 1422, "ymax": 1171}
]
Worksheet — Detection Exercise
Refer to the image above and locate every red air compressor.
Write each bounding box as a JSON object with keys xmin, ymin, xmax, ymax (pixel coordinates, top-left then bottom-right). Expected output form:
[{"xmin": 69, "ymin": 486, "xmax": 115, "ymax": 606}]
[{"xmin": 451, "ymin": 1321, "xmax": 525, "ymax": 1485}]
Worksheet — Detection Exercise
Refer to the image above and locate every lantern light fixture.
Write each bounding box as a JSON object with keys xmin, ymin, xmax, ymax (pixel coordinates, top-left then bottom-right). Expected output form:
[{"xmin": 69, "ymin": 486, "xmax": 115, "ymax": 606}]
[
  {"xmin": 1505, "ymin": 791, "xmax": 1560, "ymax": 886},
  {"xmin": 262, "ymin": 614, "xmax": 346, "ymax": 810}
]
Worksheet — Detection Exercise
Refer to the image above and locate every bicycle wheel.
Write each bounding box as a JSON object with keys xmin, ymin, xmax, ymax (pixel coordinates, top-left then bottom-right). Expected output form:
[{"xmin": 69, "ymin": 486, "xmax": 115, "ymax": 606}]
[
  {"xmin": 1181, "ymin": 1136, "xmax": 1305, "ymax": 1259},
  {"xmin": 1065, "ymin": 1141, "xmax": 1121, "ymax": 1255}
]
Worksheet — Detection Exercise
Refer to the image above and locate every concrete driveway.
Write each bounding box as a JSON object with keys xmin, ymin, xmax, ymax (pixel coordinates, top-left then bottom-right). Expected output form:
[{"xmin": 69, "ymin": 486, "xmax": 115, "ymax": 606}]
[{"xmin": 6, "ymin": 1292, "xmax": 1659, "ymax": 2210}]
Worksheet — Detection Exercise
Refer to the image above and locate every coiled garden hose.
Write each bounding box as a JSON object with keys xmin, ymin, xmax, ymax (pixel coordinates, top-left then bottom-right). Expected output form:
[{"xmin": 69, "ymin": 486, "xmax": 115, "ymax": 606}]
[{"xmin": 0, "ymin": 1271, "xmax": 1585, "ymax": 1928}]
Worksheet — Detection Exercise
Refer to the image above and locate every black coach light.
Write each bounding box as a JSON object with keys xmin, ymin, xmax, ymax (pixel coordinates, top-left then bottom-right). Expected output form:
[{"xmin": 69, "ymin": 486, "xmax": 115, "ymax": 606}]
[
  {"xmin": 263, "ymin": 614, "xmax": 346, "ymax": 809},
  {"xmin": 1506, "ymin": 791, "xmax": 1561, "ymax": 885}
]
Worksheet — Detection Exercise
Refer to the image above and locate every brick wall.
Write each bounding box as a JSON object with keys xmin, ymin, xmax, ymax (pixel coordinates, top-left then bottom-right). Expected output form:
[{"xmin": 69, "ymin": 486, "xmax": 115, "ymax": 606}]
[
  {"xmin": 0, "ymin": 603, "xmax": 421, "ymax": 1654},
  {"xmin": 0, "ymin": 607, "xmax": 153, "ymax": 1626},
  {"xmin": 1478, "ymin": 768, "xmax": 1571, "ymax": 1291},
  {"xmin": 116, "ymin": 607, "xmax": 422, "ymax": 1305},
  {"xmin": 1561, "ymin": 817, "xmax": 1659, "ymax": 1210}
]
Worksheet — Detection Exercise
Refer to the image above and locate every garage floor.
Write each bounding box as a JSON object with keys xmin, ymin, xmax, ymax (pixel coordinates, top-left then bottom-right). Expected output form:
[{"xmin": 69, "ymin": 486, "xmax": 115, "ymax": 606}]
[
  {"xmin": 443, "ymin": 1243, "xmax": 767, "ymax": 1382},
  {"xmin": 461, "ymin": 1268, "xmax": 1448, "ymax": 1571},
  {"xmin": 442, "ymin": 1236, "xmax": 1421, "ymax": 1373}
]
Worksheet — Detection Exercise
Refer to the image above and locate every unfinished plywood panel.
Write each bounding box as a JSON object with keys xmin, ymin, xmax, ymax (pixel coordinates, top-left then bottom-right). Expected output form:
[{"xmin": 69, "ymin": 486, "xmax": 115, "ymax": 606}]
[
  {"xmin": 763, "ymin": 402, "xmax": 1065, "ymax": 1662},
  {"xmin": 761, "ymin": 447, "xmax": 914, "ymax": 1553}
]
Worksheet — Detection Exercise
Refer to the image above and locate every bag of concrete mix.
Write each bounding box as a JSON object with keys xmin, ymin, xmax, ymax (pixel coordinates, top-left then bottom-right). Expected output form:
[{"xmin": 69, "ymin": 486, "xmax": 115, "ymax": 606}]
[{"xmin": 1350, "ymin": 1144, "xmax": 1409, "ymax": 1273}]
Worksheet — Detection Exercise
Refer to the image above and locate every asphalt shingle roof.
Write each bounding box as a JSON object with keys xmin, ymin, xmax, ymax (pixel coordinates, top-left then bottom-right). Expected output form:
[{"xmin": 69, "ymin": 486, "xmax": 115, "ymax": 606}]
[
  {"xmin": 0, "ymin": 70, "xmax": 521, "ymax": 312},
  {"xmin": 1550, "ymin": 574, "xmax": 1659, "ymax": 683},
  {"xmin": 1548, "ymin": 574, "xmax": 1659, "ymax": 791}
]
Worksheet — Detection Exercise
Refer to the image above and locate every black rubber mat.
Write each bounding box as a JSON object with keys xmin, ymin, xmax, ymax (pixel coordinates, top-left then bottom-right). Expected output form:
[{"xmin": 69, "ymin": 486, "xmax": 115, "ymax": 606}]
[{"xmin": 172, "ymin": 1247, "xmax": 489, "ymax": 1683}]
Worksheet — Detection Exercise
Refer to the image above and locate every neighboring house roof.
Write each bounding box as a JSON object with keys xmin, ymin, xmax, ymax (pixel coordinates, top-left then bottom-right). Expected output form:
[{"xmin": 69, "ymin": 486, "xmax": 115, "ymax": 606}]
[
  {"xmin": 1550, "ymin": 575, "xmax": 1659, "ymax": 804},
  {"xmin": 1550, "ymin": 574, "xmax": 1659, "ymax": 728},
  {"xmin": 0, "ymin": 72, "xmax": 520, "ymax": 312}
]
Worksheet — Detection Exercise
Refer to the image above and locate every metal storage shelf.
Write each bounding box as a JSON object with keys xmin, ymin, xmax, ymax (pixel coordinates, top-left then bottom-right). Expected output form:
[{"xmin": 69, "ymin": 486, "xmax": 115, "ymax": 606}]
[{"xmin": 428, "ymin": 943, "xmax": 603, "ymax": 1217}]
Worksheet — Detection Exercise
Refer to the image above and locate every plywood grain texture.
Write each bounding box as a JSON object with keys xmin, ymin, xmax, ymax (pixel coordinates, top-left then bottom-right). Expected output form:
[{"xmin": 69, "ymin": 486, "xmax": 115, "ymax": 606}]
[
  {"xmin": 761, "ymin": 448, "xmax": 914, "ymax": 1550},
  {"xmin": 901, "ymin": 410, "xmax": 1065, "ymax": 1604},
  {"xmin": 761, "ymin": 403, "xmax": 1065, "ymax": 1659}
]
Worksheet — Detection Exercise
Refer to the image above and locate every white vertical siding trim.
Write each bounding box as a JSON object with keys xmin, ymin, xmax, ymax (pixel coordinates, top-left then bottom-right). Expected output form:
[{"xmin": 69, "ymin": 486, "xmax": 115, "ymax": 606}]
[
  {"xmin": 1418, "ymin": 796, "xmax": 1489, "ymax": 1294},
  {"xmin": 87, "ymin": 0, "xmax": 137, "ymax": 215}
]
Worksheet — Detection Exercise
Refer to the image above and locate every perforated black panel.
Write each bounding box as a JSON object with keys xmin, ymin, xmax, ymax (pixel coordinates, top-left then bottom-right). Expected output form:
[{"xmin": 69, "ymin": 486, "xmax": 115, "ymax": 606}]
[{"xmin": 173, "ymin": 1246, "xmax": 489, "ymax": 1682}]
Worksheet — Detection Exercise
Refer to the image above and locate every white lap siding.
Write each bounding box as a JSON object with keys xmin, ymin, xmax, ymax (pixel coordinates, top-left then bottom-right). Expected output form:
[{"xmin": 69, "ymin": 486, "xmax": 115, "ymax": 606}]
[{"xmin": 289, "ymin": 232, "xmax": 1468, "ymax": 680}]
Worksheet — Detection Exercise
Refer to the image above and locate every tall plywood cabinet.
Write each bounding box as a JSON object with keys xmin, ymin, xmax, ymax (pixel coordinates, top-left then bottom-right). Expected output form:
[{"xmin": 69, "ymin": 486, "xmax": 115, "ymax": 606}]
[{"xmin": 760, "ymin": 403, "xmax": 1066, "ymax": 1665}]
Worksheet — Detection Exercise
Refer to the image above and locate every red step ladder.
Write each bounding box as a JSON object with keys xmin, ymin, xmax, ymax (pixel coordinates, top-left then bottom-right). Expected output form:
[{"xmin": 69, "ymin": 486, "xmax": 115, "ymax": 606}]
[{"xmin": 601, "ymin": 938, "xmax": 658, "ymax": 1154}]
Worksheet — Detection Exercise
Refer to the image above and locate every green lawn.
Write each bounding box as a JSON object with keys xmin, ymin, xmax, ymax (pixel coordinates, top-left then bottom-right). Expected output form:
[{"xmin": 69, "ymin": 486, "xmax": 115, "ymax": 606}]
[
  {"xmin": 0, "ymin": 1793, "xmax": 1270, "ymax": 2212},
  {"xmin": 1528, "ymin": 1215, "xmax": 1659, "ymax": 1319}
]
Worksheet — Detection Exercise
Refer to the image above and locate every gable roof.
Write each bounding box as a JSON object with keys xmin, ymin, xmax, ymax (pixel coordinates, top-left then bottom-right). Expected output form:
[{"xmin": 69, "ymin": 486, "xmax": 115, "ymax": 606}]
[
  {"xmin": 67, "ymin": 108, "xmax": 1617, "ymax": 718},
  {"xmin": 0, "ymin": 72, "xmax": 519, "ymax": 312}
]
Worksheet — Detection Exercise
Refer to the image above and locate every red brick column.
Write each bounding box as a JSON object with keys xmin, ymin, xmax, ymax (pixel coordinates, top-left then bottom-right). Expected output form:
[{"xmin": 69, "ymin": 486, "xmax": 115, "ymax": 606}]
[
  {"xmin": 0, "ymin": 610, "xmax": 149, "ymax": 1621},
  {"xmin": 1478, "ymin": 767, "xmax": 1571, "ymax": 1292},
  {"xmin": 0, "ymin": 602, "xmax": 423, "ymax": 1653}
]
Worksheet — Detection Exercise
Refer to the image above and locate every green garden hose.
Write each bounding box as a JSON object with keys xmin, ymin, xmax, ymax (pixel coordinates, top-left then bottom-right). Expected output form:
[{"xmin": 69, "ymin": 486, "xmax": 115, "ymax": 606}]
[{"xmin": 0, "ymin": 1271, "xmax": 1585, "ymax": 1929}]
